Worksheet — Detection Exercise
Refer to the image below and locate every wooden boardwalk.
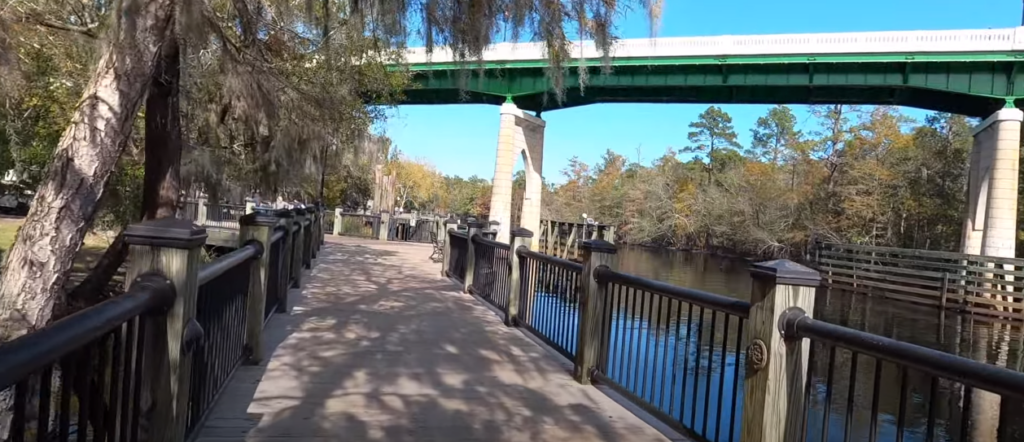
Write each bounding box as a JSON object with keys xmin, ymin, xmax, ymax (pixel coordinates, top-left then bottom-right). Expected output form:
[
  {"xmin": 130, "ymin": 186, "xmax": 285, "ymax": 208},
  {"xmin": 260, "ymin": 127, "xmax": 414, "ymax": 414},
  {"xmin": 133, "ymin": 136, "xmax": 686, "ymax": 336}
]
[{"xmin": 196, "ymin": 236, "xmax": 678, "ymax": 442}]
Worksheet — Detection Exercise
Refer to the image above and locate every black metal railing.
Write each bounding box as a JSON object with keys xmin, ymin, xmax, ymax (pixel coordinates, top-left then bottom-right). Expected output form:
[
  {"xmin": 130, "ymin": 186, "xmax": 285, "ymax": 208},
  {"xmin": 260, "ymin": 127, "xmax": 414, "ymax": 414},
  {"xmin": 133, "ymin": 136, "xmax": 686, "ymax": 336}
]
[
  {"xmin": 781, "ymin": 308, "xmax": 1024, "ymax": 442},
  {"xmin": 470, "ymin": 235, "xmax": 512, "ymax": 312},
  {"xmin": 205, "ymin": 203, "xmax": 246, "ymax": 230},
  {"xmin": 178, "ymin": 200, "xmax": 199, "ymax": 220},
  {"xmin": 185, "ymin": 241, "xmax": 261, "ymax": 437},
  {"xmin": 453, "ymin": 239, "xmax": 1024, "ymax": 442},
  {"xmin": 592, "ymin": 267, "xmax": 751, "ymax": 442},
  {"xmin": 0, "ymin": 273, "xmax": 176, "ymax": 442},
  {"xmin": 447, "ymin": 230, "xmax": 469, "ymax": 283},
  {"xmin": 264, "ymin": 227, "xmax": 287, "ymax": 322},
  {"xmin": 516, "ymin": 248, "xmax": 583, "ymax": 360},
  {"xmin": 389, "ymin": 218, "xmax": 436, "ymax": 243},
  {"xmin": 335, "ymin": 213, "xmax": 381, "ymax": 239}
]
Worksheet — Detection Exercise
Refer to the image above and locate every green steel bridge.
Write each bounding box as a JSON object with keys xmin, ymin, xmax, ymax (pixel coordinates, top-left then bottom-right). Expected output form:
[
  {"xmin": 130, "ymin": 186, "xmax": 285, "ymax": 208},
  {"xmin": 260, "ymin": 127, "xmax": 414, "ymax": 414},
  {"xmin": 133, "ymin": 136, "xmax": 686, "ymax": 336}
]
[{"xmin": 398, "ymin": 27, "xmax": 1024, "ymax": 117}]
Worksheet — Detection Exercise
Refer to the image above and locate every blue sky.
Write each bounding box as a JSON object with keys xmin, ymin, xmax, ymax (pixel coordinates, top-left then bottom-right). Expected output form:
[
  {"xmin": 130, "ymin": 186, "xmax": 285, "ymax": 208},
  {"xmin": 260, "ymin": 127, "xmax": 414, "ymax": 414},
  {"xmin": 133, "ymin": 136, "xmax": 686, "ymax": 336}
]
[{"xmin": 382, "ymin": 0, "xmax": 1022, "ymax": 183}]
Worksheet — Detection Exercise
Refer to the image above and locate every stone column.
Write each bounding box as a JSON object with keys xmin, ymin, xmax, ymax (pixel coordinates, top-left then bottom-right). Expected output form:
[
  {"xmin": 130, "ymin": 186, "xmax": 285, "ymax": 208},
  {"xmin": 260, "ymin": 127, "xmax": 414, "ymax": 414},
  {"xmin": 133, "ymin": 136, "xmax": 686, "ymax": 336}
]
[
  {"xmin": 487, "ymin": 101, "xmax": 545, "ymax": 247},
  {"xmin": 961, "ymin": 108, "xmax": 1023, "ymax": 257}
]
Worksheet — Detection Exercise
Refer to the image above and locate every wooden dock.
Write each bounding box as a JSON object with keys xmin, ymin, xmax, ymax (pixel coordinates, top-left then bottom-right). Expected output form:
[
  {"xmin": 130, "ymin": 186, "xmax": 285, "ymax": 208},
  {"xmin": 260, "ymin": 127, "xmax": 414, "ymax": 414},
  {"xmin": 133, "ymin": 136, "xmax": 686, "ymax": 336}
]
[{"xmin": 194, "ymin": 236, "xmax": 679, "ymax": 442}]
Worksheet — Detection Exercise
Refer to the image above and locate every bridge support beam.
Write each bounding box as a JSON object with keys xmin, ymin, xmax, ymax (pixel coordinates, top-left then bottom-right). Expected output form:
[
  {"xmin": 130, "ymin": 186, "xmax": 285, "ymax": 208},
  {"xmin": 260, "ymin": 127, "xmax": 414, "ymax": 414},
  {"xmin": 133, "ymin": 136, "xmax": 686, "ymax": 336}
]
[
  {"xmin": 961, "ymin": 108, "xmax": 1023, "ymax": 258},
  {"xmin": 488, "ymin": 102, "xmax": 545, "ymax": 248}
]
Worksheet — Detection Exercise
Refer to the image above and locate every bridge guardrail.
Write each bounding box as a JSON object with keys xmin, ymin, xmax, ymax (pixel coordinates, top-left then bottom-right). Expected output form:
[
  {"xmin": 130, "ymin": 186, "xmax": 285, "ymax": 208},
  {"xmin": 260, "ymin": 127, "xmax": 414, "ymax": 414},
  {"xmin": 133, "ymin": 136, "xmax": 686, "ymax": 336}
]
[{"xmin": 404, "ymin": 27, "xmax": 1024, "ymax": 64}]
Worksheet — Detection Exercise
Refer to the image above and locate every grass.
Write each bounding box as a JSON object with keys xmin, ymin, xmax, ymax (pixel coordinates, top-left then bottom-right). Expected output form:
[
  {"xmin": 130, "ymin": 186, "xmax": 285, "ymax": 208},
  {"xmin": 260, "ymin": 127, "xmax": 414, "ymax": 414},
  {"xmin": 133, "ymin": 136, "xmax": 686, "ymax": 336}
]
[{"xmin": 0, "ymin": 218, "xmax": 114, "ymax": 282}]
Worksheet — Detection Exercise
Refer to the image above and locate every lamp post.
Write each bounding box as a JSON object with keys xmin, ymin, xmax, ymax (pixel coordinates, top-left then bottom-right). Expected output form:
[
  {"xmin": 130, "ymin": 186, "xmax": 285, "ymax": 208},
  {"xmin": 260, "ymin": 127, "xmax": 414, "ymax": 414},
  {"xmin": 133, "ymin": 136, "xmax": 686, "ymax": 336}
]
[{"xmin": 318, "ymin": 143, "xmax": 328, "ymax": 206}]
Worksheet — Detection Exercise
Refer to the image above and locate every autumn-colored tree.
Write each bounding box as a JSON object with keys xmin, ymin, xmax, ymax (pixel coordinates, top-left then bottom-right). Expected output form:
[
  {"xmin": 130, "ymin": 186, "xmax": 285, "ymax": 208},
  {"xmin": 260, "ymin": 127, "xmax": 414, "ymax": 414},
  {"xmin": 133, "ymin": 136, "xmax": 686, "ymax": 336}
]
[
  {"xmin": 388, "ymin": 151, "xmax": 442, "ymax": 213},
  {"xmin": 524, "ymin": 106, "xmax": 980, "ymax": 259}
]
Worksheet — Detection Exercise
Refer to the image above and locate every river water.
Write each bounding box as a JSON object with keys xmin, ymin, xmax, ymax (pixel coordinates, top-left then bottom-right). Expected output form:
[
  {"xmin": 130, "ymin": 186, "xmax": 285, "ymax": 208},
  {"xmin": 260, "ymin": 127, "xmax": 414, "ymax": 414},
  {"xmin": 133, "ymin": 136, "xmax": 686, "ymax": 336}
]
[{"xmin": 524, "ymin": 245, "xmax": 1024, "ymax": 442}]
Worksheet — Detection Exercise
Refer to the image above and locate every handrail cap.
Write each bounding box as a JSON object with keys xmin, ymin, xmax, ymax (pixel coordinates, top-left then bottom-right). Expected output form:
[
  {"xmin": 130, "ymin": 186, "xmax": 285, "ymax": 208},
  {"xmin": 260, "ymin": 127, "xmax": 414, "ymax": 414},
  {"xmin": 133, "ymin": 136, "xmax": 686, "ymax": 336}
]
[
  {"xmin": 510, "ymin": 228, "xmax": 534, "ymax": 239},
  {"xmin": 751, "ymin": 259, "xmax": 820, "ymax": 287},
  {"xmin": 240, "ymin": 212, "xmax": 280, "ymax": 227},
  {"xmin": 125, "ymin": 217, "xmax": 207, "ymax": 249},
  {"xmin": 582, "ymin": 239, "xmax": 617, "ymax": 254}
]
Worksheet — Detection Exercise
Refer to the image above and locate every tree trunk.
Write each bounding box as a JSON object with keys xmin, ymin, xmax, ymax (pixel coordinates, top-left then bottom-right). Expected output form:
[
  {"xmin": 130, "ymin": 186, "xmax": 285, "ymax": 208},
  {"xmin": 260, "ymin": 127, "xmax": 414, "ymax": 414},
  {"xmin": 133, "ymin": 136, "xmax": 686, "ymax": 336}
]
[
  {"xmin": 64, "ymin": 35, "xmax": 183, "ymax": 308},
  {"xmin": 0, "ymin": 0, "xmax": 176, "ymax": 343},
  {"xmin": 143, "ymin": 36, "xmax": 183, "ymax": 220}
]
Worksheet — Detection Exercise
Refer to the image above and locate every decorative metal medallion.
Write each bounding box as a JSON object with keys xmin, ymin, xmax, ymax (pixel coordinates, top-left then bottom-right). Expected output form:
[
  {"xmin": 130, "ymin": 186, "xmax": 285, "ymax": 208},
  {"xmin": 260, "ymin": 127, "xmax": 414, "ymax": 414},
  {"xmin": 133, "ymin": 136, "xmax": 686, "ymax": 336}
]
[{"xmin": 747, "ymin": 339, "xmax": 768, "ymax": 371}]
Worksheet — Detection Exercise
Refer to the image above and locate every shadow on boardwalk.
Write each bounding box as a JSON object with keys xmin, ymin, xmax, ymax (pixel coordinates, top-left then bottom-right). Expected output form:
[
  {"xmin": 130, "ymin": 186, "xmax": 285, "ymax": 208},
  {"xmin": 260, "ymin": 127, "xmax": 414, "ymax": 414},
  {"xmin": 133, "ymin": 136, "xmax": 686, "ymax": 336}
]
[{"xmin": 196, "ymin": 236, "xmax": 673, "ymax": 442}]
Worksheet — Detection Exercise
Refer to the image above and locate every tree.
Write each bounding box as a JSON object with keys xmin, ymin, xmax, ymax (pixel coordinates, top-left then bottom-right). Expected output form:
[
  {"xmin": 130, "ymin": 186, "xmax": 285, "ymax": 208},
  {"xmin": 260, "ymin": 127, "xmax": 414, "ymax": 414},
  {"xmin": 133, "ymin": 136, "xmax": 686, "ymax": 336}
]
[
  {"xmin": 0, "ymin": 0, "xmax": 176, "ymax": 341},
  {"xmin": 0, "ymin": 0, "xmax": 667, "ymax": 344},
  {"xmin": 388, "ymin": 152, "xmax": 441, "ymax": 213},
  {"xmin": 747, "ymin": 105, "xmax": 802, "ymax": 165},
  {"xmin": 682, "ymin": 106, "xmax": 741, "ymax": 184}
]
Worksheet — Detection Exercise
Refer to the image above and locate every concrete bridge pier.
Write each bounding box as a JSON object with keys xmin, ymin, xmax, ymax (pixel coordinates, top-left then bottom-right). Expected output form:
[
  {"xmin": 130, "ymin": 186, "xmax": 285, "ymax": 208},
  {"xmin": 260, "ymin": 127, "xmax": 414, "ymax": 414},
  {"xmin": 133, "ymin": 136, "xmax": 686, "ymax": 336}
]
[
  {"xmin": 488, "ymin": 101, "xmax": 545, "ymax": 248},
  {"xmin": 961, "ymin": 108, "xmax": 1023, "ymax": 258}
]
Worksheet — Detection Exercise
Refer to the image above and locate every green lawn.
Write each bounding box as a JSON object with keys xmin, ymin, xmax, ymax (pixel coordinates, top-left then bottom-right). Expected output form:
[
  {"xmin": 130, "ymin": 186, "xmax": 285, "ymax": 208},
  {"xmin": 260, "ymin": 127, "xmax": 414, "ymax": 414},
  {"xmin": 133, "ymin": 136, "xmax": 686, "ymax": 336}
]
[
  {"xmin": 0, "ymin": 219, "xmax": 111, "ymax": 273},
  {"xmin": 0, "ymin": 220, "xmax": 19, "ymax": 254}
]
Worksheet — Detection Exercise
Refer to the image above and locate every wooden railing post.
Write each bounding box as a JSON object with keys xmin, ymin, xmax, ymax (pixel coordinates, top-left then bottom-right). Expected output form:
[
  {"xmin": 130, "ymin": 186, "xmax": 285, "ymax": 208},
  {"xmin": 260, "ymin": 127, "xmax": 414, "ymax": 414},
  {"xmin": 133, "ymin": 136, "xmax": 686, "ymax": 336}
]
[
  {"xmin": 741, "ymin": 259, "xmax": 819, "ymax": 442},
  {"xmin": 239, "ymin": 212, "xmax": 275, "ymax": 364},
  {"xmin": 507, "ymin": 228, "xmax": 533, "ymax": 327},
  {"xmin": 575, "ymin": 239, "xmax": 617, "ymax": 384},
  {"xmin": 196, "ymin": 196, "xmax": 208, "ymax": 225},
  {"xmin": 291, "ymin": 208, "xmax": 306, "ymax": 289},
  {"xmin": 333, "ymin": 207, "xmax": 342, "ymax": 235},
  {"xmin": 464, "ymin": 221, "xmax": 486, "ymax": 293},
  {"xmin": 379, "ymin": 212, "xmax": 391, "ymax": 241},
  {"xmin": 604, "ymin": 225, "xmax": 616, "ymax": 243},
  {"xmin": 275, "ymin": 209, "xmax": 295, "ymax": 312},
  {"xmin": 124, "ymin": 218, "xmax": 207, "ymax": 442},
  {"xmin": 441, "ymin": 222, "xmax": 458, "ymax": 277}
]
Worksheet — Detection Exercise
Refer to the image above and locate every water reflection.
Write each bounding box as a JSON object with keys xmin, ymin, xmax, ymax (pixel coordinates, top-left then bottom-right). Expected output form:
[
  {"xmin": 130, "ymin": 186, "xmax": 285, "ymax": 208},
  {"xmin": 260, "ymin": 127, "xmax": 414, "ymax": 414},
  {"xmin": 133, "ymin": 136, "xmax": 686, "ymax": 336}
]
[{"xmin": 523, "ymin": 245, "xmax": 1024, "ymax": 442}]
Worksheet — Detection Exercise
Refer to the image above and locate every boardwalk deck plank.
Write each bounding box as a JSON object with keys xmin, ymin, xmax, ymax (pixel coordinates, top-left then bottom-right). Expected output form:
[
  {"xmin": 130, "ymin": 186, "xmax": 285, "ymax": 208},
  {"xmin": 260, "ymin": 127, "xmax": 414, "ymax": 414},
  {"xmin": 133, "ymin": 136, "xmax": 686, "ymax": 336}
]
[{"xmin": 195, "ymin": 236, "xmax": 674, "ymax": 442}]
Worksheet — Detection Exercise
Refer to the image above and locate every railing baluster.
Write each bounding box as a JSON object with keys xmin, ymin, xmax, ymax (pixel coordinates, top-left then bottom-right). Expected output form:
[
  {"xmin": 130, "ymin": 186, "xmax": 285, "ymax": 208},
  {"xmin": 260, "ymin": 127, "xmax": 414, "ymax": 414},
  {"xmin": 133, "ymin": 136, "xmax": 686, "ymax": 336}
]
[
  {"xmin": 821, "ymin": 346, "xmax": 836, "ymax": 442},
  {"xmin": 12, "ymin": 380, "xmax": 27, "ymax": 442},
  {"xmin": 895, "ymin": 366, "xmax": 909, "ymax": 442},
  {"xmin": 668, "ymin": 299, "xmax": 682, "ymax": 419},
  {"xmin": 716, "ymin": 314, "xmax": 730, "ymax": 442},
  {"xmin": 868, "ymin": 360, "xmax": 882, "ymax": 442},
  {"xmin": 680, "ymin": 302, "xmax": 694, "ymax": 423},
  {"xmin": 37, "ymin": 367, "xmax": 53, "ymax": 441},
  {"xmin": 843, "ymin": 352, "xmax": 858, "ymax": 442}
]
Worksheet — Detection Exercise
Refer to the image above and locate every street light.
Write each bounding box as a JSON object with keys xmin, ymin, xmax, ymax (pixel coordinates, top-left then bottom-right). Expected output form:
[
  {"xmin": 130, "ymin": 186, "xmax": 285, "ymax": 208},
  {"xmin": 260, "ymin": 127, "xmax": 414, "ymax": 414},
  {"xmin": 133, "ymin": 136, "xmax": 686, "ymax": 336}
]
[{"xmin": 317, "ymin": 143, "xmax": 329, "ymax": 206}]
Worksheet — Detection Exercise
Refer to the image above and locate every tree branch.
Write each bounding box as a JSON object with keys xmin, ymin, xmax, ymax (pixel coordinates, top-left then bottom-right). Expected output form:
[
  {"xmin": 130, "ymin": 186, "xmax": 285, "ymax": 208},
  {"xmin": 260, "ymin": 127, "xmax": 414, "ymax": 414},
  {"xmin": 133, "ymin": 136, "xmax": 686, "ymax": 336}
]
[
  {"xmin": 13, "ymin": 13, "xmax": 99, "ymax": 38},
  {"xmin": 35, "ymin": 18, "xmax": 97, "ymax": 38}
]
